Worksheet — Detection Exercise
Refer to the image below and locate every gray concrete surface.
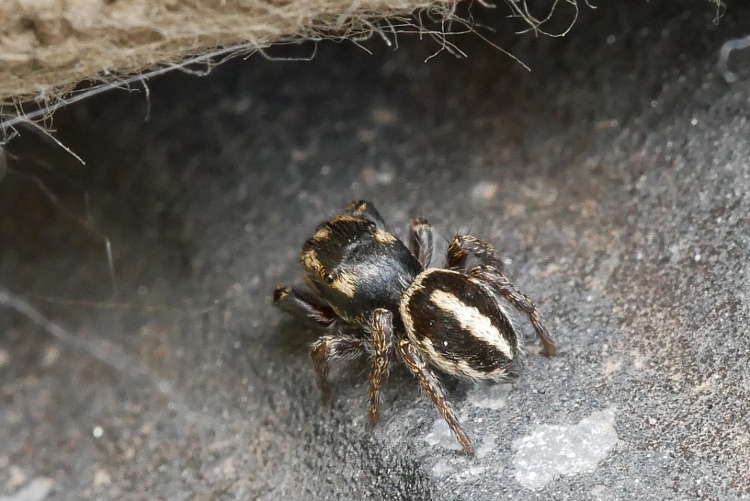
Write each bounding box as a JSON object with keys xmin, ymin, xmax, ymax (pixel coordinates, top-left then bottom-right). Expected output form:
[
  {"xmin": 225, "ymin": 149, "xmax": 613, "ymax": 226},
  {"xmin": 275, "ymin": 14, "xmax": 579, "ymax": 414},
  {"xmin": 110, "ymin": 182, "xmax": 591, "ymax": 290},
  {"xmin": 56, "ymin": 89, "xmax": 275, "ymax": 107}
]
[{"xmin": 2, "ymin": 1, "xmax": 750, "ymax": 499}]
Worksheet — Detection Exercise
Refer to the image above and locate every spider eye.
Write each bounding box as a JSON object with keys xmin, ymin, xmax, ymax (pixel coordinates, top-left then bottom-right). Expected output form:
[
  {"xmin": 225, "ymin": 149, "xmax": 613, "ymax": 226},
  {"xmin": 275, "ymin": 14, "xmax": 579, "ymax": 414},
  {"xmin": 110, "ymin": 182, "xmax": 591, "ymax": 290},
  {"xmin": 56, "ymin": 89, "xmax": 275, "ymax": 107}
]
[{"xmin": 324, "ymin": 273, "xmax": 335, "ymax": 284}]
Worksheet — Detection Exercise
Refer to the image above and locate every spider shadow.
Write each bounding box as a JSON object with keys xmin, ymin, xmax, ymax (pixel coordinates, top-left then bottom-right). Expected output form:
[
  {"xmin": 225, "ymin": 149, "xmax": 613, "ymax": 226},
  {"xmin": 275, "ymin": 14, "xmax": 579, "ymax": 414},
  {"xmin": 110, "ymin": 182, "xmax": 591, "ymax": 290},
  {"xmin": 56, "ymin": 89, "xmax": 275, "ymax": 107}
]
[
  {"xmin": 267, "ymin": 316, "xmax": 323, "ymax": 356},
  {"xmin": 266, "ymin": 314, "xmax": 527, "ymax": 427}
]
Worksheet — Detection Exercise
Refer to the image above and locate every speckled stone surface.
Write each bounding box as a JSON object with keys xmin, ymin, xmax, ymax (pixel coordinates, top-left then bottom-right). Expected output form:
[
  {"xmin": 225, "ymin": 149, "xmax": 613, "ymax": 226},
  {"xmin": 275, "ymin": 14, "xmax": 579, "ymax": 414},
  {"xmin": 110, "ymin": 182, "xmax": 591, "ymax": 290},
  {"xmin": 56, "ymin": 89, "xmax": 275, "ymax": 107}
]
[{"xmin": 2, "ymin": 1, "xmax": 749, "ymax": 499}]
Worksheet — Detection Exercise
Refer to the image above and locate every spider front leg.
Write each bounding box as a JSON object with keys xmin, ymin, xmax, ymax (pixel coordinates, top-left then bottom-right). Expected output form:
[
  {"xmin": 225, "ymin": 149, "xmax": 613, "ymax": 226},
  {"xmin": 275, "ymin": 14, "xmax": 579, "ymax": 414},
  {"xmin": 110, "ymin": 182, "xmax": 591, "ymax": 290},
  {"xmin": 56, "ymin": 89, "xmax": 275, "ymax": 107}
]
[
  {"xmin": 273, "ymin": 285, "xmax": 338, "ymax": 329},
  {"xmin": 311, "ymin": 334, "xmax": 368, "ymax": 402},
  {"xmin": 470, "ymin": 265, "xmax": 556, "ymax": 356},
  {"xmin": 409, "ymin": 217, "xmax": 433, "ymax": 269},
  {"xmin": 446, "ymin": 235, "xmax": 503, "ymax": 272},
  {"xmin": 368, "ymin": 308, "xmax": 396, "ymax": 426},
  {"xmin": 397, "ymin": 339, "xmax": 474, "ymax": 455}
]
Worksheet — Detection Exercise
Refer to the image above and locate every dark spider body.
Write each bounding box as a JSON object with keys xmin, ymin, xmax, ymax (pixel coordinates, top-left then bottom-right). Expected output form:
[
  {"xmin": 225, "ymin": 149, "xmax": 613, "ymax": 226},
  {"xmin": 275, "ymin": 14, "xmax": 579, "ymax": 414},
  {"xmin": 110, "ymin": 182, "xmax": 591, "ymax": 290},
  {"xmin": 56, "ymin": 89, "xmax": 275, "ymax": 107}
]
[
  {"xmin": 299, "ymin": 212, "xmax": 421, "ymax": 328},
  {"xmin": 273, "ymin": 200, "xmax": 555, "ymax": 455}
]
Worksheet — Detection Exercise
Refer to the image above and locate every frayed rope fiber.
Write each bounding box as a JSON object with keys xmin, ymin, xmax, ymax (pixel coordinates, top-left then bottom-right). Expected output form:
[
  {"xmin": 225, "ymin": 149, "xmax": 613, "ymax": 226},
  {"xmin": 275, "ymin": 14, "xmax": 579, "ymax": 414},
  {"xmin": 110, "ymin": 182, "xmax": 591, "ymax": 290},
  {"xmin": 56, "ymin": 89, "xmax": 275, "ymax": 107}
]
[
  {"xmin": 1, "ymin": 0, "xmax": 723, "ymax": 111},
  {"xmin": 0, "ymin": 0, "xmax": 458, "ymax": 105}
]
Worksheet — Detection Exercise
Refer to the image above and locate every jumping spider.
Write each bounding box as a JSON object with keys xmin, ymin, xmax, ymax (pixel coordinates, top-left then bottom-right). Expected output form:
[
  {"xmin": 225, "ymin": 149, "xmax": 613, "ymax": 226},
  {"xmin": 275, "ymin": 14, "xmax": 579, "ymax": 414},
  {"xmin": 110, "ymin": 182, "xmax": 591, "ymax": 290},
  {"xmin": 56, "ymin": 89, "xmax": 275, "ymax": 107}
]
[{"xmin": 273, "ymin": 200, "xmax": 556, "ymax": 455}]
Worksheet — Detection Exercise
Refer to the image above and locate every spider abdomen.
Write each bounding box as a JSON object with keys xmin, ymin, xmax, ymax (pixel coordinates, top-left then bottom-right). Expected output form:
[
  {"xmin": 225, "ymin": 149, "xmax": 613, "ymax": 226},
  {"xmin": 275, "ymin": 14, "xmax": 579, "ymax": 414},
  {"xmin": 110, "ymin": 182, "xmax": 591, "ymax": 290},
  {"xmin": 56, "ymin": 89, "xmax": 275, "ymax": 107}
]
[{"xmin": 400, "ymin": 269, "xmax": 519, "ymax": 381}]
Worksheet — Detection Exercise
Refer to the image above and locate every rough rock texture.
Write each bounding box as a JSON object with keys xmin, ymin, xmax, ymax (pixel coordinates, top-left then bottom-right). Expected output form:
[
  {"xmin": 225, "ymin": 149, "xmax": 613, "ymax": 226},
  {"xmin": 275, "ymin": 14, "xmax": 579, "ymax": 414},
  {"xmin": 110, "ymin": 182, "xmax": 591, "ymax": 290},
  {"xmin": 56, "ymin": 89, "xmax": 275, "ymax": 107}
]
[{"xmin": 2, "ymin": 1, "xmax": 750, "ymax": 499}]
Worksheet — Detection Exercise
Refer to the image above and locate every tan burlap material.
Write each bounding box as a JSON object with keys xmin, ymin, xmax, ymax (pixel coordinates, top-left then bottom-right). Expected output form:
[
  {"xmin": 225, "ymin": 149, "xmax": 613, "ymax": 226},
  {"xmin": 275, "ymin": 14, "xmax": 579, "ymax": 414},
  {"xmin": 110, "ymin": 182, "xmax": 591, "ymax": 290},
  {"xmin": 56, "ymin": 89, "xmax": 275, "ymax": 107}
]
[
  {"xmin": 1, "ymin": 0, "xmax": 458, "ymax": 106},
  {"xmin": 0, "ymin": 0, "xmax": 722, "ymax": 109}
]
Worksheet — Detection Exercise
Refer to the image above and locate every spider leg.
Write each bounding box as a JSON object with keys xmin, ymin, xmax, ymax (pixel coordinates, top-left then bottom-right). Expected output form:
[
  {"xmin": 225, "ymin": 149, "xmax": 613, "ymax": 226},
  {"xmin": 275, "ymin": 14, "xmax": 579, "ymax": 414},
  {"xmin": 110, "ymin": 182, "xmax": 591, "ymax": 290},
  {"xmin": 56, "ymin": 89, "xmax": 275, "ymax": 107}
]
[
  {"xmin": 368, "ymin": 308, "xmax": 396, "ymax": 426},
  {"xmin": 344, "ymin": 200, "xmax": 387, "ymax": 229},
  {"xmin": 397, "ymin": 339, "xmax": 474, "ymax": 455},
  {"xmin": 469, "ymin": 265, "xmax": 556, "ymax": 356},
  {"xmin": 409, "ymin": 217, "xmax": 433, "ymax": 269},
  {"xmin": 273, "ymin": 285, "xmax": 338, "ymax": 329},
  {"xmin": 446, "ymin": 235, "xmax": 504, "ymax": 272},
  {"xmin": 311, "ymin": 334, "xmax": 368, "ymax": 402}
]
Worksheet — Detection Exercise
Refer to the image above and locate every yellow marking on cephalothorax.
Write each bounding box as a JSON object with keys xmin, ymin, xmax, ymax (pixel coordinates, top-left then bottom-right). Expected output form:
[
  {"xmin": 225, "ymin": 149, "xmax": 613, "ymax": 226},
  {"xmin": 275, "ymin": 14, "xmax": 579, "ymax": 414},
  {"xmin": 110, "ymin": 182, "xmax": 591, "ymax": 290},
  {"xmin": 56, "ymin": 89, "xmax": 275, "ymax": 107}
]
[
  {"xmin": 330, "ymin": 214, "xmax": 367, "ymax": 225},
  {"xmin": 301, "ymin": 249, "xmax": 324, "ymax": 275},
  {"xmin": 331, "ymin": 270, "xmax": 357, "ymax": 298},
  {"xmin": 313, "ymin": 226, "xmax": 331, "ymax": 240},
  {"xmin": 373, "ymin": 228, "xmax": 397, "ymax": 244}
]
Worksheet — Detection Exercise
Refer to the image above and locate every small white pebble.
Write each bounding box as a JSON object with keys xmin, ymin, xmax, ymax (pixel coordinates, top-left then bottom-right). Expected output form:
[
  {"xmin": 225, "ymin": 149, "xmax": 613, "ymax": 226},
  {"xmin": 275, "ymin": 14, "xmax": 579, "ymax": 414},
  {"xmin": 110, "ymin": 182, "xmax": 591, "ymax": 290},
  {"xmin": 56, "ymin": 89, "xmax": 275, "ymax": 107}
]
[
  {"xmin": 41, "ymin": 346, "xmax": 60, "ymax": 367},
  {"xmin": 371, "ymin": 108, "xmax": 397, "ymax": 124},
  {"xmin": 93, "ymin": 426, "xmax": 103, "ymax": 438},
  {"xmin": 8, "ymin": 466, "xmax": 26, "ymax": 488},
  {"xmin": 374, "ymin": 169, "xmax": 394, "ymax": 185},
  {"xmin": 93, "ymin": 469, "xmax": 111, "ymax": 487},
  {"xmin": 0, "ymin": 477, "xmax": 53, "ymax": 501},
  {"xmin": 471, "ymin": 181, "xmax": 499, "ymax": 201}
]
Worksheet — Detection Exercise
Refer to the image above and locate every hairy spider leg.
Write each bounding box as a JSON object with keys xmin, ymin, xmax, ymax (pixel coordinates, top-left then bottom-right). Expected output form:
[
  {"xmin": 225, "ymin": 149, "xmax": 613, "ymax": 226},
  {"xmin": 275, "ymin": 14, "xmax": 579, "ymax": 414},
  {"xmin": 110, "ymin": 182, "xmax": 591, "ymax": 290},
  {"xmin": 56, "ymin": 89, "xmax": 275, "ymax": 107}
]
[
  {"xmin": 409, "ymin": 217, "xmax": 434, "ymax": 269},
  {"xmin": 368, "ymin": 308, "xmax": 397, "ymax": 426},
  {"xmin": 470, "ymin": 265, "xmax": 556, "ymax": 356},
  {"xmin": 273, "ymin": 285, "xmax": 338, "ymax": 329},
  {"xmin": 446, "ymin": 235, "xmax": 504, "ymax": 272},
  {"xmin": 311, "ymin": 334, "xmax": 368, "ymax": 402},
  {"xmin": 397, "ymin": 339, "xmax": 474, "ymax": 455}
]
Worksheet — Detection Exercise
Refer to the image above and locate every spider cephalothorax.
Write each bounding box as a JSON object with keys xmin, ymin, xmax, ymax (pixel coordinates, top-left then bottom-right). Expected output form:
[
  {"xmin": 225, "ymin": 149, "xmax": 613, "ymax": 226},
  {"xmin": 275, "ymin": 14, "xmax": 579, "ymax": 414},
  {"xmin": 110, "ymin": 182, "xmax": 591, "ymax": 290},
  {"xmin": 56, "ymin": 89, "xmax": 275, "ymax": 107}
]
[{"xmin": 273, "ymin": 200, "xmax": 556, "ymax": 455}]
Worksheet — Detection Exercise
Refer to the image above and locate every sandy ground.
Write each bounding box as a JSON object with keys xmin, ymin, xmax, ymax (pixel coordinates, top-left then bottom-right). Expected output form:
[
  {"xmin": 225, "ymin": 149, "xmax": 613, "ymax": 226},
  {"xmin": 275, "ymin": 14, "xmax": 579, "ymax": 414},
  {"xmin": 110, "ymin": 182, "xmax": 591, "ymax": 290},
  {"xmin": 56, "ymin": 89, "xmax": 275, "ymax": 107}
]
[{"xmin": 2, "ymin": 1, "xmax": 750, "ymax": 499}]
